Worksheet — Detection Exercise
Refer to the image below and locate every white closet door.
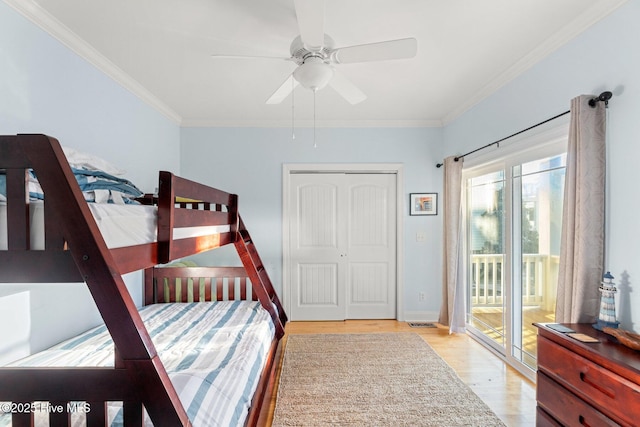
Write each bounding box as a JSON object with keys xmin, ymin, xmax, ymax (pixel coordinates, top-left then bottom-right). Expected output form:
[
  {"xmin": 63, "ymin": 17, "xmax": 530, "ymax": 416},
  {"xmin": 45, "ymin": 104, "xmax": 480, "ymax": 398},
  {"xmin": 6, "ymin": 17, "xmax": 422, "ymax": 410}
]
[
  {"xmin": 288, "ymin": 173, "xmax": 396, "ymax": 320},
  {"xmin": 345, "ymin": 173, "xmax": 396, "ymax": 319}
]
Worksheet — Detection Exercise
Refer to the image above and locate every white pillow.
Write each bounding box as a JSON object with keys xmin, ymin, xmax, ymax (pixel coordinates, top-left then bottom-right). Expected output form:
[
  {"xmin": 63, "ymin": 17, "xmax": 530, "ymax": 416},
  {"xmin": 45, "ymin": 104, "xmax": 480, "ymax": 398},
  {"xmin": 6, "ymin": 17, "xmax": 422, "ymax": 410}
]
[{"xmin": 62, "ymin": 146, "xmax": 126, "ymax": 176}]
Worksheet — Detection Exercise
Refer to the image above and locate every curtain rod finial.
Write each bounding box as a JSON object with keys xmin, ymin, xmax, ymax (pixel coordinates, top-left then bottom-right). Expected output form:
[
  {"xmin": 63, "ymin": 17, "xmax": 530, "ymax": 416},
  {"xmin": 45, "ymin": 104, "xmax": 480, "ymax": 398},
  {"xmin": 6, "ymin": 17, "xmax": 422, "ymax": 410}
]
[
  {"xmin": 436, "ymin": 162, "xmax": 443, "ymax": 168},
  {"xmin": 589, "ymin": 91, "xmax": 613, "ymax": 107}
]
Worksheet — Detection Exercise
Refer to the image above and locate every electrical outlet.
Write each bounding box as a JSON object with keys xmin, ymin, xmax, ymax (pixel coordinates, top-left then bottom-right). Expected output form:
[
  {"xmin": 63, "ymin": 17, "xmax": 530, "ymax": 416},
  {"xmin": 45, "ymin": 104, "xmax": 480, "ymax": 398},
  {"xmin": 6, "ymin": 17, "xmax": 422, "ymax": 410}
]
[
  {"xmin": 416, "ymin": 231, "xmax": 427, "ymax": 242},
  {"xmin": 419, "ymin": 292, "xmax": 425, "ymax": 301}
]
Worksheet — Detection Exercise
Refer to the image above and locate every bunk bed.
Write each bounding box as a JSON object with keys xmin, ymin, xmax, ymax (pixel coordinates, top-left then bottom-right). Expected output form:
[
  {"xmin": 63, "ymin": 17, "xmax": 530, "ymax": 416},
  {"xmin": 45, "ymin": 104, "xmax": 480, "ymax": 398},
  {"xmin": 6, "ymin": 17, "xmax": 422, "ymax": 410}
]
[{"xmin": 0, "ymin": 134, "xmax": 287, "ymax": 426}]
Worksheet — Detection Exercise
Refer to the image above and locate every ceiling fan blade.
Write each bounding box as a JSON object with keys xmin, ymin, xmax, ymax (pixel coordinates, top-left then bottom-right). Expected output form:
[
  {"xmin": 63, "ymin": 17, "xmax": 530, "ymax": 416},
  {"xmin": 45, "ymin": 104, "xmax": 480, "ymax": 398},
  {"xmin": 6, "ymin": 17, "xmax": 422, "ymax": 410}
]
[
  {"xmin": 331, "ymin": 38, "xmax": 417, "ymax": 64},
  {"xmin": 266, "ymin": 74, "xmax": 300, "ymax": 104},
  {"xmin": 329, "ymin": 70, "xmax": 366, "ymax": 105},
  {"xmin": 211, "ymin": 53, "xmax": 291, "ymax": 61},
  {"xmin": 294, "ymin": 0, "xmax": 325, "ymax": 51}
]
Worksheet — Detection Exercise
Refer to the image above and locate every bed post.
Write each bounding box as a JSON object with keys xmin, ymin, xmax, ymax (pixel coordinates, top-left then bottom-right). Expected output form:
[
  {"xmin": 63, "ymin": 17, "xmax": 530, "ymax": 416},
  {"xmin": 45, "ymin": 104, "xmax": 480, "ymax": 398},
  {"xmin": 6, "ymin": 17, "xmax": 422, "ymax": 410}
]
[{"xmin": 157, "ymin": 171, "xmax": 175, "ymax": 263}]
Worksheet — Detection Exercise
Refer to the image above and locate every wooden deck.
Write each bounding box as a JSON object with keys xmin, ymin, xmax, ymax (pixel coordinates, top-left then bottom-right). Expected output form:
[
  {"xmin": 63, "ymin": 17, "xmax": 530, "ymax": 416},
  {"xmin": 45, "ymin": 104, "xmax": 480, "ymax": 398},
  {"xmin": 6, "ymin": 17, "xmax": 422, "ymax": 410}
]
[{"xmin": 469, "ymin": 306, "xmax": 555, "ymax": 367}]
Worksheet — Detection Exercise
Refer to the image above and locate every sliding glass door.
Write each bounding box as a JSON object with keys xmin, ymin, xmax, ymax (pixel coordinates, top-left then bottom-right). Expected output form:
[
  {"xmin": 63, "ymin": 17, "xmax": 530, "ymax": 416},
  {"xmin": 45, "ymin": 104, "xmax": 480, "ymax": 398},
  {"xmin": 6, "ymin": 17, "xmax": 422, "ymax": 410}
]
[
  {"xmin": 464, "ymin": 141, "xmax": 566, "ymax": 377},
  {"xmin": 467, "ymin": 170, "xmax": 506, "ymax": 348},
  {"xmin": 512, "ymin": 154, "xmax": 566, "ymax": 369}
]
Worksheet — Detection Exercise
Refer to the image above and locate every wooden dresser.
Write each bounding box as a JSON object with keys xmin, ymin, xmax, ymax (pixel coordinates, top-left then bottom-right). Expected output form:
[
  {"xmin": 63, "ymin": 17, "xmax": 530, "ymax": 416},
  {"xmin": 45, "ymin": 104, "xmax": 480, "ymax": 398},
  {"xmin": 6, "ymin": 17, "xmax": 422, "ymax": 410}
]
[{"xmin": 535, "ymin": 323, "xmax": 640, "ymax": 426}]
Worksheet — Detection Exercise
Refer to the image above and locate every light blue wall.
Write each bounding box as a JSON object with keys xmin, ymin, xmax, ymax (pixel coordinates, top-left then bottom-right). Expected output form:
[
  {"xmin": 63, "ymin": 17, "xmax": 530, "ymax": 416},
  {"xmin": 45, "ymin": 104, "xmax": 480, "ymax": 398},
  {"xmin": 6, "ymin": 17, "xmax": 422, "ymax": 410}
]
[
  {"xmin": 180, "ymin": 126, "xmax": 444, "ymax": 320},
  {"xmin": 0, "ymin": 2, "xmax": 181, "ymax": 363},
  {"xmin": 444, "ymin": 0, "xmax": 640, "ymax": 331}
]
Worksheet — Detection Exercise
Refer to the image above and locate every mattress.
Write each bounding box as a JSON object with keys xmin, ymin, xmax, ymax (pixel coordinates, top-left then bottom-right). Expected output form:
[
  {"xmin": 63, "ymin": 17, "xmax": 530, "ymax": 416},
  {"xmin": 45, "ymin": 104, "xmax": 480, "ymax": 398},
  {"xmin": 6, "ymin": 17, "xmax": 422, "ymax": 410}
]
[
  {"xmin": 0, "ymin": 301, "xmax": 275, "ymax": 427},
  {"xmin": 0, "ymin": 202, "xmax": 230, "ymax": 250}
]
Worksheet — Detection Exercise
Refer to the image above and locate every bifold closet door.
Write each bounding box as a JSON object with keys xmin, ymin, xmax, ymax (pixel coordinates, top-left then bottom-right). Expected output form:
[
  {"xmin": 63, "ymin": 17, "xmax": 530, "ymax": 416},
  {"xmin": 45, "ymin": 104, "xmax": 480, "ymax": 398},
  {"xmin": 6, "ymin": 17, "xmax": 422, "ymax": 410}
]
[{"xmin": 288, "ymin": 173, "xmax": 396, "ymax": 321}]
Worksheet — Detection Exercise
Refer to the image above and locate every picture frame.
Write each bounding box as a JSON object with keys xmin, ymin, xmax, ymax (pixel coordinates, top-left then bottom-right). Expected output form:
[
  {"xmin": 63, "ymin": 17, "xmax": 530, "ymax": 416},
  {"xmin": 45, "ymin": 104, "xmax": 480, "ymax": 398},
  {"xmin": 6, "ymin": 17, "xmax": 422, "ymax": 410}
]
[{"xmin": 410, "ymin": 193, "xmax": 438, "ymax": 216}]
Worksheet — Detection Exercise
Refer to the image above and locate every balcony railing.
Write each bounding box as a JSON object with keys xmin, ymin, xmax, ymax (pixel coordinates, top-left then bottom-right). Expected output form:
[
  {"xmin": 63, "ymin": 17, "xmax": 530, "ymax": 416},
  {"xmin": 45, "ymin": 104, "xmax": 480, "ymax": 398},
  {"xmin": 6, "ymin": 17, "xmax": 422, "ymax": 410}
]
[{"xmin": 471, "ymin": 253, "xmax": 558, "ymax": 310}]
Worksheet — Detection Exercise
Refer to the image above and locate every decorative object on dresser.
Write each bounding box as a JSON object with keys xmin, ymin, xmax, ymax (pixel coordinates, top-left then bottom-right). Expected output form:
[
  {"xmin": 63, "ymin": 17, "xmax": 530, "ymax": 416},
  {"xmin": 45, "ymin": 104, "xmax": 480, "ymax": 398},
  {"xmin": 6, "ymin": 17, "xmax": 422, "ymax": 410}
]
[
  {"xmin": 535, "ymin": 323, "xmax": 640, "ymax": 426},
  {"xmin": 603, "ymin": 327, "xmax": 640, "ymax": 351},
  {"xmin": 593, "ymin": 271, "xmax": 620, "ymax": 331}
]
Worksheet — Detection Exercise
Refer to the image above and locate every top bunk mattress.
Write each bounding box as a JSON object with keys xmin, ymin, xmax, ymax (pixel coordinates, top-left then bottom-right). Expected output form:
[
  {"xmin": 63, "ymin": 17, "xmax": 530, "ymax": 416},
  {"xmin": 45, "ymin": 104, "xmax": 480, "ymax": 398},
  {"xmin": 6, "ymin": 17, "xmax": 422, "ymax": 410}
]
[{"xmin": 0, "ymin": 202, "xmax": 230, "ymax": 250}]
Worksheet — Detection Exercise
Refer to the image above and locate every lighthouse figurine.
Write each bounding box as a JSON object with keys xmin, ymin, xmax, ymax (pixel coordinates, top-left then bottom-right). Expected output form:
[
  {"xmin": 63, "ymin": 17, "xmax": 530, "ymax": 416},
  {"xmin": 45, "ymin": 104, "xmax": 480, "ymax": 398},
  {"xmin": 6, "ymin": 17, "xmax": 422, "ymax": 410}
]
[{"xmin": 593, "ymin": 271, "xmax": 620, "ymax": 331}]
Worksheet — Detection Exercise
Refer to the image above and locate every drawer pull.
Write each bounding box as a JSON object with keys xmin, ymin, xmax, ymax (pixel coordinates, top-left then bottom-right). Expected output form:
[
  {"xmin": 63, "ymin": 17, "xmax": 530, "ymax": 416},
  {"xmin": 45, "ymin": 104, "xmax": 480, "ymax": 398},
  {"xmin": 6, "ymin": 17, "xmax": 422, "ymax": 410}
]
[
  {"xmin": 579, "ymin": 415, "xmax": 591, "ymax": 426},
  {"xmin": 579, "ymin": 371, "xmax": 615, "ymax": 398}
]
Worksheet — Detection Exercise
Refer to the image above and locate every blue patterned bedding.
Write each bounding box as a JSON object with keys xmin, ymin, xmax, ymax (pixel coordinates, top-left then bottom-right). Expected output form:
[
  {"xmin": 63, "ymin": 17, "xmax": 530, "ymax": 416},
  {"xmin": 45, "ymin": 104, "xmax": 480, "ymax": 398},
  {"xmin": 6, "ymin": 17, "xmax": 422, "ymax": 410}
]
[
  {"xmin": 31, "ymin": 168, "xmax": 143, "ymax": 204},
  {"xmin": 0, "ymin": 168, "xmax": 143, "ymax": 204},
  {"xmin": 0, "ymin": 145, "xmax": 143, "ymax": 204},
  {"xmin": 0, "ymin": 301, "xmax": 275, "ymax": 426}
]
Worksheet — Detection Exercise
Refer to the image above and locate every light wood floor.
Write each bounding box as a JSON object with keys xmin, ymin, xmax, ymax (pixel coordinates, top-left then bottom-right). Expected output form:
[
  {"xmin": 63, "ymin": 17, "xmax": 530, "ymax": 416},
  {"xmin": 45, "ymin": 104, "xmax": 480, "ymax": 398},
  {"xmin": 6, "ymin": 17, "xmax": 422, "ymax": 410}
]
[{"xmin": 263, "ymin": 320, "xmax": 537, "ymax": 427}]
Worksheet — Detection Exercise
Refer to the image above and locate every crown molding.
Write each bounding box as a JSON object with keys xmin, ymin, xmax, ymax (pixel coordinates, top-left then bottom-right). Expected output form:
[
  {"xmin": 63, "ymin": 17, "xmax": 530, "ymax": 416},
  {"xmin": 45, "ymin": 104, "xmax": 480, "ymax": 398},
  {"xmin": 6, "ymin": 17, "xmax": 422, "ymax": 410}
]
[
  {"xmin": 181, "ymin": 118, "xmax": 443, "ymax": 128},
  {"xmin": 440, "ymin": 0, "xmax": 628, "ymax": 126},
  {"xmin": 4, "ymin": 0, "xmax": 183, "ymax": 125}
]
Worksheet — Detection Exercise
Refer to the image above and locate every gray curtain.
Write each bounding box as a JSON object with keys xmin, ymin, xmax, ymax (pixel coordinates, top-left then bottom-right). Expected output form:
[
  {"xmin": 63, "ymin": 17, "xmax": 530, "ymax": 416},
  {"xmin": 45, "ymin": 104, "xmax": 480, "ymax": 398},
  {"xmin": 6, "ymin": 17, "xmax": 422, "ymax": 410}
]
[
  {"xmin": 556, "ymin": 95, "xmax": 607, "ymax": 323},
  {"xmin": 438, "ymin": 156, "xmax": 466, "ymax": 333}
]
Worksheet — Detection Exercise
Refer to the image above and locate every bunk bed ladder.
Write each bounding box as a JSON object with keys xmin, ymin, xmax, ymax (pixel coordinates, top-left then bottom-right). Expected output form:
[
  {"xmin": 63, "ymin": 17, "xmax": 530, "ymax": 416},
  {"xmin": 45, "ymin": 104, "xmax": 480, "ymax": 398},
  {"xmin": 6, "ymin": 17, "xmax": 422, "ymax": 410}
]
[{"xmin": 234, "ymin": 216, "xmax": 287, "ymax": 338}]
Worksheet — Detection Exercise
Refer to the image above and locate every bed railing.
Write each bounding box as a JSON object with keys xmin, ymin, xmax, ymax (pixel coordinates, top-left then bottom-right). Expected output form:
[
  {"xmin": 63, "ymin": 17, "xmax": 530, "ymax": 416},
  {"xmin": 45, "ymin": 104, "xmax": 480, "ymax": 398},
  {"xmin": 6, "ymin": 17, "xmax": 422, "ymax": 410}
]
[
  {"xmin": 0, "ymin": 135, "xmax": 84, "ymax": 282},
  {"xmin": 156, "ymin": 171, "xmax": 238, "ymax": 264},
  {"xmin": 1, "ymin": 368, "xmax": 142, "ymax": 426},
  {"xmin": 144, "ymin": 266, "xmax": 257, "ymax": 305}
]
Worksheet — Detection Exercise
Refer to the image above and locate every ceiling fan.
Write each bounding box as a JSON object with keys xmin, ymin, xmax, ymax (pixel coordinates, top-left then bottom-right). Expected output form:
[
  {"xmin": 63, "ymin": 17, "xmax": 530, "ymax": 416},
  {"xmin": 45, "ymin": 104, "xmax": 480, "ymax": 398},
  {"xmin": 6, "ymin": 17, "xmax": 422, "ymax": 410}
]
[{"xmin": 211, "ymin": 0, "xmax": 418, "ymax": 105}]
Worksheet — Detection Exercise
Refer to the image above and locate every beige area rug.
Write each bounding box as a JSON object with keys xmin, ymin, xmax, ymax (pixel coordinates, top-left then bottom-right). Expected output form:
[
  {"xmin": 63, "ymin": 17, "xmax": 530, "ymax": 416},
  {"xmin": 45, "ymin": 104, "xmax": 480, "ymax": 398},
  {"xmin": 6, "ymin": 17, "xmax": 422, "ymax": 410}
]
[{"xmin": 272, "ymin": 333, "xmax": 506, "ymax": 426}]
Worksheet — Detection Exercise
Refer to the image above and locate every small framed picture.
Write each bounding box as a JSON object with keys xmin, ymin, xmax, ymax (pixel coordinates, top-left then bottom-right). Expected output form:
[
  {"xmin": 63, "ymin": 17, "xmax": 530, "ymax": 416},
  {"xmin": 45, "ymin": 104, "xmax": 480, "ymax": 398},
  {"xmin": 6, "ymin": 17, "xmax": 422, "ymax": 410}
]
[{"xmin": 410, "ymin": 193, "xmax": 438, "ymax": 216}]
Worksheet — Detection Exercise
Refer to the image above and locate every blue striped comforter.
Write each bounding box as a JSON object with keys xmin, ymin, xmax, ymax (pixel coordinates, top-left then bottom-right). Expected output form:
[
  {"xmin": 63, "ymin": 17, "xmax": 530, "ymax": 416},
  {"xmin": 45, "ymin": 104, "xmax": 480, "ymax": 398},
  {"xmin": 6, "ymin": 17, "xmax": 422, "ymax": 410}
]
[{"xmin": 1, "ymin": 301, "xmax": 275, "ymax": 427}]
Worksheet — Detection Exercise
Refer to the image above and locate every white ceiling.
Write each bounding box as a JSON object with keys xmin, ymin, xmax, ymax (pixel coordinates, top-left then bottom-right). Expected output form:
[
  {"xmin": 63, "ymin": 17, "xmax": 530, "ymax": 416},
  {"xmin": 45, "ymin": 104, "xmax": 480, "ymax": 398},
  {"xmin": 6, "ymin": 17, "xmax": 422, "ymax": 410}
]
[{"xmin": 7, "ymin": 0, "xmax": 627, "ymax": 127}]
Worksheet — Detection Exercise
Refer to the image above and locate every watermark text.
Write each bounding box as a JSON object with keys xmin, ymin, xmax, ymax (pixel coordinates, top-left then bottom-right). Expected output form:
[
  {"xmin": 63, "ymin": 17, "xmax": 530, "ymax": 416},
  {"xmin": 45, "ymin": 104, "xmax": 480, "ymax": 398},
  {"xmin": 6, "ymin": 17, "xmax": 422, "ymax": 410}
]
[{"xmin": 1, "ymin": 401, "xmax": 91, "ymax": 414}]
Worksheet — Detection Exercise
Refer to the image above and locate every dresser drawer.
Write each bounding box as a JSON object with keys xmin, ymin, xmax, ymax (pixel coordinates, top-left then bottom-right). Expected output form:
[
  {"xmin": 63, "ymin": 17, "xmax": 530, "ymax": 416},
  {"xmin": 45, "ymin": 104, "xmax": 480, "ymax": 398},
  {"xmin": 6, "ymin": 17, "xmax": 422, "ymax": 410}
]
[
  {"xmin": 537, "ymin": 371, "xmax": 620, "ymax": 426},
  {"xmin": 536, "ymin": 405, "xmax": 562, "ymax": 427},
  {"xmin": 538, "ymin": 335, "xmax": 640, "ymax": 426}
]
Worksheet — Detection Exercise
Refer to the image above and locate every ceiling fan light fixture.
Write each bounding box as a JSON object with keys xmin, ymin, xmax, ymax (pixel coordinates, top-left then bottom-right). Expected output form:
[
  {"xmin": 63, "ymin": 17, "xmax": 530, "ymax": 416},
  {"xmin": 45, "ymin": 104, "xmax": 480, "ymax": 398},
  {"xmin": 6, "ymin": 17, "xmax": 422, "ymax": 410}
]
[{"xmin": 293, "ymin": 57, "xmax": 334, "ymax": 91}]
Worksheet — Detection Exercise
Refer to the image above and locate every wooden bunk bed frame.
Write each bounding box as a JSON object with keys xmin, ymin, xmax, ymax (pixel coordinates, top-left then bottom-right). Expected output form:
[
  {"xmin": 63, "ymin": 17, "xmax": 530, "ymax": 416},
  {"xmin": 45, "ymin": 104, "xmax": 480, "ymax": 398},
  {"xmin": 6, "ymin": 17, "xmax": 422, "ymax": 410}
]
[{"xmin": 0, "ymin": 134, "xmax": 287, "ymax": 426}]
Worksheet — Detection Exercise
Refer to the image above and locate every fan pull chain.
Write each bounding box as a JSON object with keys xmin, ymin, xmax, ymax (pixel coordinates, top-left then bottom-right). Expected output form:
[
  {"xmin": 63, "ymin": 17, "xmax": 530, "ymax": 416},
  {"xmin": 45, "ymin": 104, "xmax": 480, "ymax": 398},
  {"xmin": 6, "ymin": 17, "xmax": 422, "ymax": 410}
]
[
  {"xmin": 313, "ymin": 90, "xmax": 317, "ymax": 148},
  {"xmin": 291, "ymin": 77, "xmax": 296, "ymax": 140}
]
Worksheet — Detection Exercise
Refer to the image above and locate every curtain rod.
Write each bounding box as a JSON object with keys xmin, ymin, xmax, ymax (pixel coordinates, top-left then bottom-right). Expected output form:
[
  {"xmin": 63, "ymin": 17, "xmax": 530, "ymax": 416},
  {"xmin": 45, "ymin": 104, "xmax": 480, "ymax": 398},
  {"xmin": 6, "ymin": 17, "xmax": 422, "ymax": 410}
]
[{"xmin": 435, "ymin": 91, "xmax": 612, "ymax": 168}]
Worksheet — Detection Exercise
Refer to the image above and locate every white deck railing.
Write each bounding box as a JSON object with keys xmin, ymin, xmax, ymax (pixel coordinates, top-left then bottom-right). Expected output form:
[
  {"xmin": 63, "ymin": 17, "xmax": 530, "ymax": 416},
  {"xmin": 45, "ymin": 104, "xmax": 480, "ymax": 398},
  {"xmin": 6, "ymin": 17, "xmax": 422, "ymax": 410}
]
[{"xmin": 470, "ymin": 254, "xmax": 558, "ymax": 310}]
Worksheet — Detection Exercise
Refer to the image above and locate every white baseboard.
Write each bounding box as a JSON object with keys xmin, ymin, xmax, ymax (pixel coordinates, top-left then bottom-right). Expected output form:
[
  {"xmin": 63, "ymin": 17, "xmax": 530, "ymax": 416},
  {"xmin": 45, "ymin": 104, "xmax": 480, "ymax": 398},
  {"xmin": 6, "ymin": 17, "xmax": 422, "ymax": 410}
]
[{"xmin": 401, "ymin": 310, "xmax": 440, "ymax": 323}]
